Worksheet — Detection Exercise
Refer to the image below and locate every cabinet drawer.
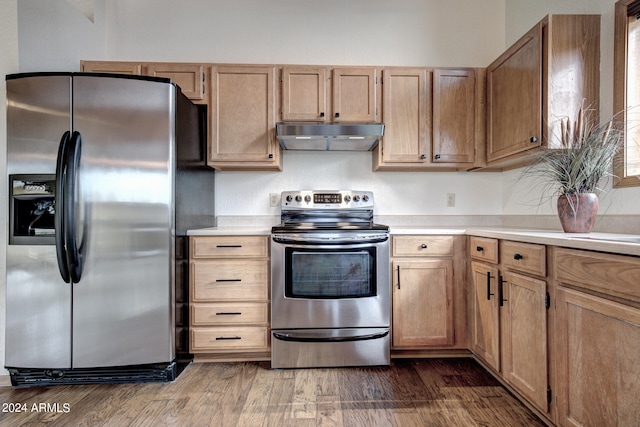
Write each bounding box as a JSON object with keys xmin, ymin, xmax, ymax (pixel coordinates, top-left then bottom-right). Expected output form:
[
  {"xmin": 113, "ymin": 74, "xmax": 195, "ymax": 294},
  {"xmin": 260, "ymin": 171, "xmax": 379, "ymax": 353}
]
[
  {"xmin": 190, "ymin": 326, "xmax": 269, "ymax": 352},
  {"xmin": 393, "ymin": 235, "xmax": 453, "ymax": 257},
  {"xmin": 501, "ymin": 240, "xmax": 546, "ymax": 276},
  {"xmin": 555, "ymin": 248, "xmax": 640, "ymax": 304},
  {"xmin": 191, "ymin": 259, "xmax": 268, "ymax": 301},
  {"xmin": 191, "ymin": 303, "xmax": 268, "ymax": 326},
  {"xmin": 469, "ymin": 236, "xmax": 499, "ymax": 263},
  {"xmin": 191, "ymin": 236, "xmax": 268, "ymax": 259}
]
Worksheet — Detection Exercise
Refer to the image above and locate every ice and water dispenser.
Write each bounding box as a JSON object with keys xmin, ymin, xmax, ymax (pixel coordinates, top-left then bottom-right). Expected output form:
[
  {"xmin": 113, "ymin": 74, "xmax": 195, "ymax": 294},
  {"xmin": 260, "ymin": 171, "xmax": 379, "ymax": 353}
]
[{"xmin": 9, "ymin": 174, "xmax": 56, "ymax": 245}]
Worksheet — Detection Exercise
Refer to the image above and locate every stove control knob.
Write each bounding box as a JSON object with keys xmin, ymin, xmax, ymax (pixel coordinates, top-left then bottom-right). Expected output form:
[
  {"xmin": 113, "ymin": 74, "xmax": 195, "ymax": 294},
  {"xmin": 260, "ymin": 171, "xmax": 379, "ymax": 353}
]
[
  {"xmin": 344, "ymin": 195, "xmax": 351, "ymax": 203},
  {"xmin": 362, "ymin": 195, "xmax": 370, "ymax": 202},
  {"xmin": 295, "ymin": 195, "xmax": 302, "ymax": 202},
  {"xmin": 304, "ymin": 195, "xmax": 311, "ymax": 203},
  {"xmin": 286, "ymin": 195, "xmax": 293, "ymax": 202},
  {"xmin": 353, "ymin": 195, "xmax": 361, "ymax": 202}
]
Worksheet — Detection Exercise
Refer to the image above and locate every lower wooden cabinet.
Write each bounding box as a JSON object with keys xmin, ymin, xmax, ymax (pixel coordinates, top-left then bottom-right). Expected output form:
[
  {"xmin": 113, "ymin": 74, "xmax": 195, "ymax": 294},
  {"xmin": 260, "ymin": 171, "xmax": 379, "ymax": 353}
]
[
  {"xmin": 554, "ymin": 248, "xmax": 640, "ymax": 427},
  {"xmin": 392, "ymin": 259, "xmax": 454, "ymax": 347},
  {"xmin": 391, "ymin": 235, "xmax": 466, "ymax": 351},
  {"xmin": 189, "ymin": 235, "xmax": 270, "ymax": 357},
  {"xmin": 470, "ymin": 261, "xmax": 500, "ymax": 371},
  {"xmin": 501, "ymin": 271, "xmax": 548, "ymax": 413}
]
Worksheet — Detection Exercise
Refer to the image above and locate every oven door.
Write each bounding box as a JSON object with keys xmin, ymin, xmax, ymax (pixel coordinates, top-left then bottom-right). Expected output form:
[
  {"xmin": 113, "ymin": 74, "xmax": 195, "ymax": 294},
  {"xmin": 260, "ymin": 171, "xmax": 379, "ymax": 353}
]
[{"xmin": 271, "ymin": 232, "xmax": 390, "ymax": 330}]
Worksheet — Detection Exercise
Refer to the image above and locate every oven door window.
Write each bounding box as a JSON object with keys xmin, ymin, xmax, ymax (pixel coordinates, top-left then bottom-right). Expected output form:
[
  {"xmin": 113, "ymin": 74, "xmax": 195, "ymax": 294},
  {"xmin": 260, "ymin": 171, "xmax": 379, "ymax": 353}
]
[{"xmin": 285, "ymin": 247, "xmax": 376, "ymax": 298}]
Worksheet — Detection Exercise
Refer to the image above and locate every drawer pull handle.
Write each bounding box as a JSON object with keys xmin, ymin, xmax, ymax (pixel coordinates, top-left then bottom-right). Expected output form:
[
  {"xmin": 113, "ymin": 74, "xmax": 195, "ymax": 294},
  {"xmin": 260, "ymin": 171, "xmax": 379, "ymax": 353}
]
[
  {"xmin": 476, "ymin": 246, "xmax": 484, "ymax": 252},
  {"xmin": 513, "ymin": 253, "xmax": 523, "ymax": 260},
  {"xmin": 486, "ymin": 271, "xmax": 495, "ymax": 300},
  {"xmin": 216, "ymin": 245, "xmax": 242, "ymax": 248},
  {"xmin": 216, "ymin": 312, "xmax": 242, "ymax": 316},
  {"xmin": 421, "ymin": 244, "xmax": 427, "ymax": 249},
  {"xmin": 216, "ymin": 336, "xmax": 242, "ymax": 340},
  {"xmin": 498, "ymin": 276, "xmax": 507, "ymax": 307},
  {"xmin": 216, "ymin": 279, "xmax": 242, "ymax": 282}
]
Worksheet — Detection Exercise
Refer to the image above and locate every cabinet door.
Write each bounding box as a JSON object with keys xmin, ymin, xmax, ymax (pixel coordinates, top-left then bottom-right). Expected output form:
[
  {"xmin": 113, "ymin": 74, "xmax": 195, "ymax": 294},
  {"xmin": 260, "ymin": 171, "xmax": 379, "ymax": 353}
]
[
  {"xmin": 470, "ymin": 262, "xmax": 500, "ymax": 371},
  {"xmin": 377, "ymin": 68, "xmax": 429, "ymax": 166},
  {"xmin": 146, "ymin": 63, "xmax": 205, "ymax": 101},
  {"xmin": 432, "ymin": 69, "xmax": 476, "ymax": 163},
  {"xmin": 556, "ymin": 287, "xmax": 640, "ymax": 427},
  {"xmin": 281, "ymin": 66, "xmax": 327, "ymax": 121},
  {"xmin": 487, "ymin": 24, "xmax": 542, "ymax": 162},
  {"xmin": 332, "ymin": 68, "xmax": 377, "ymax": 122},
  {"xmin": 209, "ymin": 65, "xmax": 280, "ymax": 170},
  {"xmin": 392, "ymin": 259, "xmax": 453, "ymax": 347},
  {"xmin": 80, "ymin": 61, "xmax": 142, "ymax": 75},
  {"xmin": 501, "ymin": 271, "xmax": 549, "ymax": 414}
]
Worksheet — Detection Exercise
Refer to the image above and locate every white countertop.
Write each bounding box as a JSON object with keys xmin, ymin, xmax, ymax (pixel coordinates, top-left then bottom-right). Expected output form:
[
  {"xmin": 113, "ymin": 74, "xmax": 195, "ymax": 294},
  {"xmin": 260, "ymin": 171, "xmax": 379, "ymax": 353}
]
[{"xmin": 187, "ymin": 226, "xmax": 640, "ymax": 257}]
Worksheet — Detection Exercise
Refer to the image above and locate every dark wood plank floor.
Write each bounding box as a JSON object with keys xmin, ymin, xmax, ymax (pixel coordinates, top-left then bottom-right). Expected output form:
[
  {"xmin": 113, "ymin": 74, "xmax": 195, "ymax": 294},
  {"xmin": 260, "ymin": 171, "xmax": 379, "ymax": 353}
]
[{"xmin": 0, "ymin": 358, "xmax": 546, "ymax": 426}]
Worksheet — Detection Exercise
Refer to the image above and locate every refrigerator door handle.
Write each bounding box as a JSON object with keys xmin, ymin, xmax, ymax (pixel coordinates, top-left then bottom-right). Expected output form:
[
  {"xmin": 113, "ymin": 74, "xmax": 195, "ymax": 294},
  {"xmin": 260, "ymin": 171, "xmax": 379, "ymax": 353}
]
[
  {"xmin": 65, "ymin": 131, "xmax": 84, "ymax": 283},
  {"xmin": 55, "ymin": 131, "xmax": 71, "ymax": 283}
]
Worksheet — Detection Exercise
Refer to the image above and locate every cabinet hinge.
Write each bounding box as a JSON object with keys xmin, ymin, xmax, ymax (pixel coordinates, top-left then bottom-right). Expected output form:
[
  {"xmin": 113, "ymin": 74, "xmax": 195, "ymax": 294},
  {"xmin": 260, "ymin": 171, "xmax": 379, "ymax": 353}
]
[
  {"xmin": 545, "ymin": 292, "xmax": 550, "ymax": 310},
  {"xmin": 547, "ymin": 386, "xmax": 552, "ymax": 404}
]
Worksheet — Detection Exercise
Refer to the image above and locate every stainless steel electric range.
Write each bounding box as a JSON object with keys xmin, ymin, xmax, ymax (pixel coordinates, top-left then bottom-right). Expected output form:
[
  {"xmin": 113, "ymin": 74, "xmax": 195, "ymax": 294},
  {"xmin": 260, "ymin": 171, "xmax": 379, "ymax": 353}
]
[{"xmin": 270, "ymin": 190, "xmax": 390, "ymax": 369}]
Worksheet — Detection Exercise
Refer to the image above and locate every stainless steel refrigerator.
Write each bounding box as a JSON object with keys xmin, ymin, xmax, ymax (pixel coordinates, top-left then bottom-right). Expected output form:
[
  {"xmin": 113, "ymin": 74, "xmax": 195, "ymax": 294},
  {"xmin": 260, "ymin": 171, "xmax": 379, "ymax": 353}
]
[{"xmin": 5, "ymin": 72, "xmax": 214, "ymax": 386}]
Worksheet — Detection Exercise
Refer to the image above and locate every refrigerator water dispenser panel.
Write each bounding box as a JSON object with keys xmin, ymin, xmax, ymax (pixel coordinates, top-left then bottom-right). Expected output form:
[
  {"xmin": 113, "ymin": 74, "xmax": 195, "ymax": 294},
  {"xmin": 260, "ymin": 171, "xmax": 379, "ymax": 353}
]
[{"xmin": 10, "ymin": 174, "xmax": 56, "ymax": 245}]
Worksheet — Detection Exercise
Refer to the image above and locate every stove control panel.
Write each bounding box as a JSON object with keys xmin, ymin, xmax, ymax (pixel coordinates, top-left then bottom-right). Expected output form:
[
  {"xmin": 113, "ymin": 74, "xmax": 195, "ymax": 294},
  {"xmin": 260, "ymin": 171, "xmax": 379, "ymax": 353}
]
[{"xmin": 281, "ymin": 190, "xmax": 374, "ymax": 209}]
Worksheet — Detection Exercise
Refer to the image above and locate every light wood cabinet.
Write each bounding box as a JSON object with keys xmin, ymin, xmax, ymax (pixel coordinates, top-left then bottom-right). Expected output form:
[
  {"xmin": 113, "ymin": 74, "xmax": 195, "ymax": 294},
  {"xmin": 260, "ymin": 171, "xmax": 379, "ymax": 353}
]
[
  {"xmin": 486, "ymin": 14, "xmax": 600, "ymax": 169},
  {"xmin": 81, "ymin": 61, "xmax": 206, "ymax": 102},
  {"xmin": 373, "ymin": 68, "xmax": 430, "ymax": 169},
  {"xmin": 81, "ymin": 60, "xmax": 142, "ymax": 75},
  {"xmin": 554, "ymin": 248, "xmax": 640, "ymax": 427},
  {"xmin": 280, "ymin": 66, "xmax": 378, "ymax": 123},
  {"xmin": 470, "ymin": 237, "xmax": 550, "ymax": 416},
  {"xmin": 432, "ymin": 68, "xmax": 480, "ymax": 164},
  {"xmin": 145, "ymin": 63, "xmax": 205, "ymax": 101},
  {"xmin": 391, "ymin": 235, "xmax": 466, "ymax": 351},
  {"xmin": 189, "ymin": 235, "xmax": 270, "ymax": 357},
  {"xmin": 470, "ymin": 260, "xmax": 501, "ymax": 371},
  {"xmin": 280, "ymin": 66, "xmax": 327, "ymax": 121},
  {"xmin": 208, "ymin": 65, "xmax": 281, "ymax": 170},
  {"xmin": 374, "ymin": 67, "xmax": 484, "ymax": 171}
]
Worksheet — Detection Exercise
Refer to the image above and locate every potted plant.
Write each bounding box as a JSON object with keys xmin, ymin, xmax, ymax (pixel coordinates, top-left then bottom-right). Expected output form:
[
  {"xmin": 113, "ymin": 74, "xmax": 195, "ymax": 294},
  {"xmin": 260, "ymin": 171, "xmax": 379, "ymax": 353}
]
[{"xmin": 522, "ymin": 106, "xmax": 624, "ymax": 233}]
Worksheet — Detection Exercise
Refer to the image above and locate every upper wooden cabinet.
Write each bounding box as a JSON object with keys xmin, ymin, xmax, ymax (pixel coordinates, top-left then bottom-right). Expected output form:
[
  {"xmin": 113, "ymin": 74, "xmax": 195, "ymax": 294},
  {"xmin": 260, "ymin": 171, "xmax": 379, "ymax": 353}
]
[
  {"xmin": 81, "ymin": 60, "xmax": 142, "ymax": 75},
  {"xmin": 486, "ymin": 14, "xmax": 600, "ymax": 169},
  {"xmin": 280, "ymin": 66, "xmax": 378, "ymax": 123},
  {"xmin": 432, "ymin": 68, "xmax": 480, "ymax": 164},
  {"xmin": 374, "ymin": 68, "xmax": 430, "ymax": 168},
  {"xmin": 281, "ymin": 66, "xmax": 327, "ymax": 121},
  {"xmin": 374, "ymin": 67, "xmax": 485, "ymax": 171},
  {"xmin": 81, "ymin": 61, "xmax": 206, "ymax": 102},
  {"xmin": 145, "ymin": 63, "xmax": 205, "ymax": 101},
  {"xmin": 208, "ymin": 65, "xmax": 281, "ymax": 170}
]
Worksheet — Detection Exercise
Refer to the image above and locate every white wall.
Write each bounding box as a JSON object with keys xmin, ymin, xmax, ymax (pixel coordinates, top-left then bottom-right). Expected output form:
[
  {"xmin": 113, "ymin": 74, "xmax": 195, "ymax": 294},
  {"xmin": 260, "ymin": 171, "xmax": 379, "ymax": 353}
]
[
  {"xmin": 1, "ymin": 0, "xmax": 19, "ymax": 377},
  {"xmin": 502, "ymin": 0, "xmax": 640, "ymax": 217}
]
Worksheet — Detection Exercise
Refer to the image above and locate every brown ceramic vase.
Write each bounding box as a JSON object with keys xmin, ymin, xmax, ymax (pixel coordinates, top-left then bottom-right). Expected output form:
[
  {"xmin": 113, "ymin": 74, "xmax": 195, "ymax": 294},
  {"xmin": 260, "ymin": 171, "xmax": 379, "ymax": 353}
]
[{"xmin": 556, "ymin": 193, "xmax": 599, "ymax": 233}]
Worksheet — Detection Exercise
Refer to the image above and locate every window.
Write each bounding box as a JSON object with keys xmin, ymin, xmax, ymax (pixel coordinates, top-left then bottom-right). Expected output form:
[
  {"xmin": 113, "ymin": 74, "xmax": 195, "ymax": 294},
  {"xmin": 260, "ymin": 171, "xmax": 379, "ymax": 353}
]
[{"xmin": 614, "ymin": 0, "xmax": 640, "ymax": 187}]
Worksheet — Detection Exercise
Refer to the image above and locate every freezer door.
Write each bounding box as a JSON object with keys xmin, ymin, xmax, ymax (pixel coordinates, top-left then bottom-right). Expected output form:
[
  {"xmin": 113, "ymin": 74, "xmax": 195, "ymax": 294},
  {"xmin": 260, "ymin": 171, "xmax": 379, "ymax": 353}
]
[
  {"xmin": 71, "ymin": 75, "xmax": 176, "ymax": 368},
  {"xmin": 5, "ymin": 74, "xmax": 73, "ymax": 368}
]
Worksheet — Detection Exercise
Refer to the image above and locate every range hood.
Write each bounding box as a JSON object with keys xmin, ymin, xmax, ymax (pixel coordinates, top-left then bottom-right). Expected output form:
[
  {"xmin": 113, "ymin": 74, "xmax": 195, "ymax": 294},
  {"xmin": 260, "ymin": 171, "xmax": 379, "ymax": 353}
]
[{"xmin": 276, "ymin": 123, "xmax": 385, "ymax": 151}]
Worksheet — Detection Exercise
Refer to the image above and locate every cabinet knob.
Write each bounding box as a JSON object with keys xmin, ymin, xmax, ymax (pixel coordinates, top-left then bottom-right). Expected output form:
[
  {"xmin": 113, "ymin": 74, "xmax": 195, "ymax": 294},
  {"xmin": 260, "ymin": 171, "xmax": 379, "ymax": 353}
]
[
  {"xmin": 421, "ymin": 244, "xmax": 427, "ymax": 249},
  {"xmin": 268, "ymin": 153, "xmax": 274, "ymax": 159},
  {"xmin": 435, "ymin": 154, "xmax": 441, "ymax": 160},
  {"xmin": 420, "ymin": 154, "xmax": 426, "ymax": 160},
  {"xmin": 335, "ymin": 112, "xmax": 340, "ymax": 118},
  {"xmin": 530, "ymin": 136, "xmax": 538, "ymax": 143},
  {"xmin": 514, "ymin": 253, "xmax": 523, "ymax": 260},
  {"xmin": 476, "ymin": 246, "xmax": 484, "ymax": 252},
  {"xmin": 320, "ymin": 112, "xmax": 325, "ymax": 118}
]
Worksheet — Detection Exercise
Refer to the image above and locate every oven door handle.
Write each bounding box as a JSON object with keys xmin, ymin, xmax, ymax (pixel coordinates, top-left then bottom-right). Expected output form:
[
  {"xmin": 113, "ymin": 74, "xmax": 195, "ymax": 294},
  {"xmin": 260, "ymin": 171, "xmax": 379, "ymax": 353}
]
[
  {"xmin": 272, "ymin": 234, "xmax": 389, "ymax": 245},
  {"xmin": 272, "ymin": 329, "xmax": 389, "ymax": 343}
]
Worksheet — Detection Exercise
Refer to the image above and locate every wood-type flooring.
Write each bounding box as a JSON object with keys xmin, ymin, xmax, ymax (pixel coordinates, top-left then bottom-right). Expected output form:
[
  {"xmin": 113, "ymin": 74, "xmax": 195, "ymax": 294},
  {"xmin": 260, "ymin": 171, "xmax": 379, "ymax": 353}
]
[{"xmin": 0, "ymin": 358, "xmax": 546, "ymax": 426}]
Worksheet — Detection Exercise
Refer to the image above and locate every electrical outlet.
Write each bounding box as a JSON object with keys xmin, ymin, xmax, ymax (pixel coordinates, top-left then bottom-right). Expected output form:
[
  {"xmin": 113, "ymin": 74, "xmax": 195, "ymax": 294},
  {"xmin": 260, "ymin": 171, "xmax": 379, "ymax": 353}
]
[
  {"xmin": 269, "ymin": 193, "xmax": 279, "ymax": 207},
  {"xmin": 446, "ymin": 193, "xmax": 456, "ymax": 207}
]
